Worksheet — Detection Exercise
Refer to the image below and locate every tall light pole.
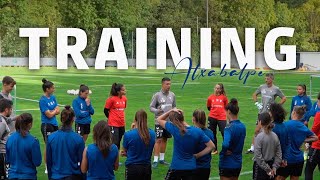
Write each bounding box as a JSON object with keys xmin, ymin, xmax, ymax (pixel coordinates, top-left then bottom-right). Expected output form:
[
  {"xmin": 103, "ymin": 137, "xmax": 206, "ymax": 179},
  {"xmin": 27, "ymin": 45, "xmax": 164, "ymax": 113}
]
[{"xmin": 206, "ymin": 0, "xmax": 208, "ymax": 28}]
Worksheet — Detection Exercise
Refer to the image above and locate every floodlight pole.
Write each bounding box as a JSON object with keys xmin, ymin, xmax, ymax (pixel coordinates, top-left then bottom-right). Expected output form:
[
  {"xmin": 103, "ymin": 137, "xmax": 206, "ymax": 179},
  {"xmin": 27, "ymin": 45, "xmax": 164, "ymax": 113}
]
[{"xmin": 206, "ymin": 0, "xmax": 209, "ymax": 28}]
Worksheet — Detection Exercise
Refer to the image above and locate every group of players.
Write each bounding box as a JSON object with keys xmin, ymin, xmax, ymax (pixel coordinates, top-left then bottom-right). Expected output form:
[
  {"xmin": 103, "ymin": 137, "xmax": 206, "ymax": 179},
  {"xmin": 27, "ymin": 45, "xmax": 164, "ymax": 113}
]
[{"xmin": 0, "ymin": 73, "xmax": 320, "ymax": 180}]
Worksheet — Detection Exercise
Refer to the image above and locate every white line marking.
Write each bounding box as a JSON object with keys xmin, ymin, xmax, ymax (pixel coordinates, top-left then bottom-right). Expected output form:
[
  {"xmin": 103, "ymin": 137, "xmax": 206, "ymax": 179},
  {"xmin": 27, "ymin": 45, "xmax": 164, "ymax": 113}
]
[
  {"xmin": 16, "ymin": 109, "xmax": 39, "ymax": 111},
  {"xmin": 16, "ymin": 97, "xmax": 65, "ymax": 107}
]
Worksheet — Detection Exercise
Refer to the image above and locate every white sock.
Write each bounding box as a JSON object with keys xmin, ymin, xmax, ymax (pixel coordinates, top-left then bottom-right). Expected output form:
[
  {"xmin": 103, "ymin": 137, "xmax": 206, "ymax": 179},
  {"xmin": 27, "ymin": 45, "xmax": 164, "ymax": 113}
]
[
  {"xmin": 250, "ymin": 144, "xmax": 254, "ymax": 151},
  {"xmin": 160, "ymin": 153, "xmax": 165, "ymax": 161},
  {"xmin": 154, "ymin": 156, "xmax": 159, "ymax": 162}
]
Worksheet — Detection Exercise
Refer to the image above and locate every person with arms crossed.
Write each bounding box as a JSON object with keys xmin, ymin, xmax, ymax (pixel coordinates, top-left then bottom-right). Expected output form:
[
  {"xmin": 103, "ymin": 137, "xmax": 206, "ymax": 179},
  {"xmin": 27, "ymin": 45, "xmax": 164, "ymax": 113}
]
[
  {"xmin": 39, "ymin": 78, "xmax": 60, "ymax": 174},
  {"xmin": 247, "ymin": 73, "xmax": 286, "ymax": 153},
  {"xmin": 150, "ymin": 77, "xmax": 176, "ymax": 168}
]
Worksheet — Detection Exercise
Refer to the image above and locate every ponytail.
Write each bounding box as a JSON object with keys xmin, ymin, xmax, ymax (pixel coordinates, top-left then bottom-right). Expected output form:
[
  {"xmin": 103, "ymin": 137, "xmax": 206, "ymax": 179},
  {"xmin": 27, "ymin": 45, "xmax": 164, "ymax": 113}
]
[
  {"xmin": 93, "ymin": 121, "xmax": 112, "ymax": 158},
  {"xmin": 135, "ymin": 109, "xmax": 150, "ymax": 146},
  {"xmin": 293, "ymin": 105, "xmax": 306, "ymax": 119},
  {"xmin": 60, "ymin": 105, "xmax": 74, "ymax": 128},
  {"xmin": 193, "ymin": 109, "xmax": 206, "ymax": 129},
  {"xmin": 110, "ymin": 83, "xmax": 123, "ymax": 96},
  {"xmin": 169, "ymin": 111, "xmax": 186, "ymax": 135},
  {"xmin": 225, "ymin": 98, "xmax": 239, "ymax": 115},
  {"xmin": 42, "ymin": 78, "xmax": 54, "ymax": 92},
  {"xmin": 15, "ymin": 113, "xmax": 33, "ymax": 137},
  {"xmin": 259, "ymin": 112, "xmax": 272, "ymax": 134},
  {"xmin": 298, "ymin": 84, "xmax": 307, "ymax": 96}
]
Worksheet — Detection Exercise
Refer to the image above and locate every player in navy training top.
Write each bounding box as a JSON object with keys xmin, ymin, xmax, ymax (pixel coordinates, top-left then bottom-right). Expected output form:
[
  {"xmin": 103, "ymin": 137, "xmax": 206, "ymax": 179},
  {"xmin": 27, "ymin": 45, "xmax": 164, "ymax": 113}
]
[
  {"xmin": 6, "ymin": 113, "xmax": 42, "ymax": 180},
  {"xmin": 46, "ymin": 106, "xmax": 85, "ymax": 180},
  {"xmin": 81, "ymin": 120, "xmax": 119, "ymax": 180},
  {"xmin": 122, "ymin": 109, "xmax": 156, "ymax": 180},
  {"xmin": 219, "ymin": 98, "xmax": 246, "ymax": 180},
  {"xmin": 157, "ymin": 108, "xmax": 214, "ymax": 180},
  {"xmin": 192, "ymin": 109, "xmax": 215, "ymax": 180},
  {"xmin": 278, "ymin": 106, "xmax": 318, "ymax": 180}
]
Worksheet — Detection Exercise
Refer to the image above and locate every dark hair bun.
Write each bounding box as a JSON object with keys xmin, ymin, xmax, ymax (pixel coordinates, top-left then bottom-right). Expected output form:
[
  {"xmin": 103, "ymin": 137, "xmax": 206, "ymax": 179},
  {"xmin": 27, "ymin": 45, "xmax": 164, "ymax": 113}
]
[
  {"xmin": 230, "ymin": 98, "xmax": 238, "ymax": 105},
  {"xmin": 65, "ymin": 105, "xmax": 71, "ymax": 110},
  {"xmin": 42, "ymin": 78, "xmax": 47, "ymax": 84}
]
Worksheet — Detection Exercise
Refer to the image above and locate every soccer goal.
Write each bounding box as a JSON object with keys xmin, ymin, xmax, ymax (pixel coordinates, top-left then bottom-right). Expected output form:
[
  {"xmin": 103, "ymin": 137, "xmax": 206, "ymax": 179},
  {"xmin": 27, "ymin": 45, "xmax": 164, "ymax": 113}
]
[
  {"xmin": 0, "ymin": 82, "xmax": 17, "ymax": 115},
  {"xmin": 310, "ymin": 74, "xmax": 320, "ymax": 100}
]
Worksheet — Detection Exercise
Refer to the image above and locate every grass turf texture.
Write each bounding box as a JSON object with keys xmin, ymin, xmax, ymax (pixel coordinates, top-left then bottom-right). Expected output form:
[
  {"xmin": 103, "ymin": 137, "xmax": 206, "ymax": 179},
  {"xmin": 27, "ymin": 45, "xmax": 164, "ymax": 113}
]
[{"xmin": 1, "ymin": 67, "xmax": 320, "ymax": 180}]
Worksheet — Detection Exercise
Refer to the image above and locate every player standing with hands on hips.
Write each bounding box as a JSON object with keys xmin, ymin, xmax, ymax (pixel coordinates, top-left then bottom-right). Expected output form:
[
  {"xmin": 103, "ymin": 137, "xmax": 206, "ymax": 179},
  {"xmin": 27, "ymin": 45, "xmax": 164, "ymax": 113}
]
[
  {"xmin": 247, "ymin": 73, "xmax": 286, "ymax": 153},
  {"xmin": 150, "ymin": 77, "xmax": 176, "ymax": 168}
]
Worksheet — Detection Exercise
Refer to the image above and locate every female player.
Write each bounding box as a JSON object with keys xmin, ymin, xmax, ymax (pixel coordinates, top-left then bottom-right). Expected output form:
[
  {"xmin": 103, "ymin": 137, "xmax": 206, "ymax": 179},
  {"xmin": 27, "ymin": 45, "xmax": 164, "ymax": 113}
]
[
  {"xmin": 104, "ymin": 83, "xmax": 127, "ymax": 150},
  {"xmin": 277, "ymin": 106, "xmax": 318, "ymax": 180},
  {"xmin": 305, "ymin": 111, "xmax": 320, "ymax": 180},
  {"xmin": 46, "ymin": 106, "xmax": 85, "ymax": 180},
  {"xmin": 269, "ymin": 103, "xmax": 290, "ymax": 179},
  {"xmin": 6, "ymin": 113, "xmax": 42, "ymax": 179},
  {"xmin": 289, "ymin": 84, "xmax": 312, "ymax": 125},
  {"xmin": 72, "ymin": 84, "xmax": 94, "ymax": 142},
  {"xmin": 157, "ymin": 108, "xmax": 214, "ymax": 180},
  {"xmin": 81, "ymin": 120, "xmax": 119, "ymax": 179},
  {"xmin": 253, "ymin": 112, "xmax": 282, "ymax": 180},
  {"xmin": 122, "ymin": 109, "xmax": 156, "ymax": 180},
  {"xmin": 39, "ymin": 78, "xmax": 60, "ymax": 173},
  {"xmin": 219, "ymin": 98, "xmax": 246, "ymax": 180},
  {"xmin": 207, "ymin": 83, "xmax": 228, "ymax": 154},
  {"xmin": 192, "ymin": 109, "xmax": 215, "ymax": 180}
]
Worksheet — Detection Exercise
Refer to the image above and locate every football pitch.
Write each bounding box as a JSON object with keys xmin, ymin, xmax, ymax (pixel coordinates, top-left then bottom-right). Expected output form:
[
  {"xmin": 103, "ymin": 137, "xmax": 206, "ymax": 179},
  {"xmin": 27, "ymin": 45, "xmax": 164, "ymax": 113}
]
[{"xmin": 1, "ymin": 67, "xmax": 320, "ymax": 179}]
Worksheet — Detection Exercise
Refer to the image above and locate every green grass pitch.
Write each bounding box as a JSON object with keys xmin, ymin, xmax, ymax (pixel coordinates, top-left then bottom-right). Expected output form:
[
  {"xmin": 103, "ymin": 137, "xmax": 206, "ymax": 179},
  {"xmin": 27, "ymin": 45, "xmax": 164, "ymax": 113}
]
[{"xmin": 1, "ymin": 67, "xmax": 320, "ymax": 180}]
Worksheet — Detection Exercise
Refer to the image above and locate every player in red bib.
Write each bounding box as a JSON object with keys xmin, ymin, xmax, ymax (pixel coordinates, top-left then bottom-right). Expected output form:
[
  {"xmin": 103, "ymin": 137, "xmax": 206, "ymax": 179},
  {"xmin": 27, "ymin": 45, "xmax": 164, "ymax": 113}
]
[
  {"xmin": 207, "ymin": 83, "xmax": 228, "ymax": 154},
  {"xmin": 104, "ymin": 83, "xmax": 127, "ymax": 151}
]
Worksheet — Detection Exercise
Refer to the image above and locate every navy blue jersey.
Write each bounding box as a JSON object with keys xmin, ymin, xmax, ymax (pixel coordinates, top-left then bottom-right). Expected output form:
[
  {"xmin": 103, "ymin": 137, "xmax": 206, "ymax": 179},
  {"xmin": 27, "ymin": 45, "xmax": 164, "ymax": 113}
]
[
  {"xmin": 39, "ymin": 95, "xmax": 58, "ymax": 125},
  {"xmin": 290, "ymin": 95, "xmax": 312, "ymax": 121},
  {"xmin": 165, "ymin": 122, "xmax": 210, "ymax": 170},
  {"xmin": 6, "ymin": 131, "xmax": 42, "ymax": 179},
  {"xmin": 46, "ymin": 128, "xmax": 85, "ymax": 179},
  {"xmin": 123, "ymin": 128, "xmax": 156, "ymax": 166},
  {"xmin": 219, "ymin": 120, "xmax": 246, "ymax": 169},
  {"xmin": 86, "ymin": 144, "xmax": 118, "ymax": 180},
  {"xmin": 285, "ymin": 120, "xmax": 314, "ymax": 164},
  {"xmin": 195, "ymin": 128, "xmax": 214, "ymax": 169},
  {"xmin": 72, "ymin": 96, "xmax": 94, "ymax": 124},
  {"xmin": 272, "ymin": 122, "xmax": 290, "ymax": 161}
]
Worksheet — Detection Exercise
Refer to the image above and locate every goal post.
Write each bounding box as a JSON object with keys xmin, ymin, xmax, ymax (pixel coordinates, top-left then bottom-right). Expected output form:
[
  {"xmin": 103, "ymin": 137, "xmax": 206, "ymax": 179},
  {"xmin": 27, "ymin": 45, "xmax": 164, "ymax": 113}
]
[{"xmin": 310, "ymin": 74, "xmax": 320, "ymax": 100}]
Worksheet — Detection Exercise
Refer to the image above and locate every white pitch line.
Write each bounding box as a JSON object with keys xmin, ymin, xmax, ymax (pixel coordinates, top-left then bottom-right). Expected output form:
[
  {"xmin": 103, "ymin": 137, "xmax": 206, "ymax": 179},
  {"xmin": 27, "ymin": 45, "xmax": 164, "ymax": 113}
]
[
  {"xmin": 16, "ymin": 109, "xmax": 39, "ymax": 111},
  {"xmin": 15, "ymin": 97, "xmax": 65, "ymax": 107},
  {"xmin": 209, "ymin": 171, "xmax": 253, "ymax": 180}
]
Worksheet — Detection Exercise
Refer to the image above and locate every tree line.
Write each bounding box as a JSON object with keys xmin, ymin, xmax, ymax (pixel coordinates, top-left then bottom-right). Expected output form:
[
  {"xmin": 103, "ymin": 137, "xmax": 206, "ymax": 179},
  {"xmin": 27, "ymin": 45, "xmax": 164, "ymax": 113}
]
[{"xmin": 0, "ymin": 0, "xmax": 319, "ymax": 59}]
